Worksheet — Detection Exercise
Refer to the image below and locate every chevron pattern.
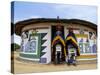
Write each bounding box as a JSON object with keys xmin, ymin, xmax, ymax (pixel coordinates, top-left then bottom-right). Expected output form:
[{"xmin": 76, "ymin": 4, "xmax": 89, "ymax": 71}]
[{"xmin": 40, "ymin": 33, "xmax": 47, "ymax": 57}]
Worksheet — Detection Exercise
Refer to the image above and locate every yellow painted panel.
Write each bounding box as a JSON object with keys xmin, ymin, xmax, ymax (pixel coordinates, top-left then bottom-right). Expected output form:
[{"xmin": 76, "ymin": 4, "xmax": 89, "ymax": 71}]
[
  {"xmin": 77, "ymin": 55, "xmax": 97, "ymax": 59},
  {"xmin": 75, "ymin": 34, "xmax": 88, "ymax": 38}
]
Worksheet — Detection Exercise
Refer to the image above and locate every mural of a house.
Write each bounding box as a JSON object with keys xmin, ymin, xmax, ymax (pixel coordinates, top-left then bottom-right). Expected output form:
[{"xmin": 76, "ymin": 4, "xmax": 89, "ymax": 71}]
[{"xmin": 15, "ymin": 18, "xmax": 97, "ymax": 64}]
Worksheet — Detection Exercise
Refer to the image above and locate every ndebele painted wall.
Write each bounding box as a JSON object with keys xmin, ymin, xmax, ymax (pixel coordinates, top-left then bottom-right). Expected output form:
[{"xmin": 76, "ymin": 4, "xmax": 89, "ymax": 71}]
[
  {"xmin": 15, "ymin": 18, "xmax": 97, "ymax": 64},
  {"xmin": 20, "ymin": 28, "xmax": 51, "ymax": 64}
]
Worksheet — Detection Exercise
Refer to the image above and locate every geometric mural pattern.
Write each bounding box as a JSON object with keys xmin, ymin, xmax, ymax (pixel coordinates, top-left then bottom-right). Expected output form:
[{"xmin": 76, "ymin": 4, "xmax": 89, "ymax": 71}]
[{"xmin": 40, "ymin": 33, "xmax": 47, "ymax": 57}]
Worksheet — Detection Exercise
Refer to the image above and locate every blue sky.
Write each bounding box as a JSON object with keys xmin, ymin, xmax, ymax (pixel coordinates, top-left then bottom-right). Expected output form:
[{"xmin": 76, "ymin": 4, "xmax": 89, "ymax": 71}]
[
  {"xmin": 13, "ymin": 1, "xmax": 97, "ymax": 24},
  {"xmin": 12, "ymin": 1, "xmax": 97, "ymax": 45}
]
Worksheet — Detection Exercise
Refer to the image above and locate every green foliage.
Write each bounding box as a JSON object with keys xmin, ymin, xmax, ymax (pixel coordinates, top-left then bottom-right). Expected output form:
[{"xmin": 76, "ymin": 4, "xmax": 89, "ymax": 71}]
[{"xmin": 11, "ymin": 43, "xmax": 20, "ymax": 51}]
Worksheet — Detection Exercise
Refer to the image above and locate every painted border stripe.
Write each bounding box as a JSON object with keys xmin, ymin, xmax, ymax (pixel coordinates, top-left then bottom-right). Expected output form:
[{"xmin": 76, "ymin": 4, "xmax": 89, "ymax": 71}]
[
  {"xmin": 77, "ymin": 58, "xmax": 97, "ymax": 61},
  {"xmin": 19, "ymin": 56, "xmax": 39, "ymax": 61}
]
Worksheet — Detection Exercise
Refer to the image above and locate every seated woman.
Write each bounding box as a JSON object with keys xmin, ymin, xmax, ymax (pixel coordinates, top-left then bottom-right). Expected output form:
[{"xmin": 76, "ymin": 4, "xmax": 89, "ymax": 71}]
[{"xmin": 65, "ymin": 29, "xmax": 80, "ymax": 66}]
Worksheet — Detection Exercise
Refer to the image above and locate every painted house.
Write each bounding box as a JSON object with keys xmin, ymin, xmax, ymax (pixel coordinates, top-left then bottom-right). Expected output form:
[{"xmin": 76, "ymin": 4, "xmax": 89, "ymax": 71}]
[{"xmin": 15, "ymin": 18, "xmax": 97, "ymax": 64}]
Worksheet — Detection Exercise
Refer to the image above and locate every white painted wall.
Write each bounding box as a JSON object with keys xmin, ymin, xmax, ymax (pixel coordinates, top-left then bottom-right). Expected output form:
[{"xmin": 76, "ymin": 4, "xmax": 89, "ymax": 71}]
[{"xmin": 37, "ymin": 27, "xmax": 51, "ymax": 64}]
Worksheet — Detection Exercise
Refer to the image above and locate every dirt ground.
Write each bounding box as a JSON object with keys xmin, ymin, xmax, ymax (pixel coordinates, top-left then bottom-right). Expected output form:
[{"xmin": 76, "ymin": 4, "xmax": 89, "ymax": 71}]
[{"xmin": 11, "ymin": 51, "xmax": 97, "ymax": 74}]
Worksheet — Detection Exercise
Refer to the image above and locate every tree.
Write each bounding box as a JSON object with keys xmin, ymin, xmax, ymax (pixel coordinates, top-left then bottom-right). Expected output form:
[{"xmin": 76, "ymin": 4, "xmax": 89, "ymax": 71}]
[{"xmin": 11, "ymin": 43, "xmax": 20, "ymax": 51}]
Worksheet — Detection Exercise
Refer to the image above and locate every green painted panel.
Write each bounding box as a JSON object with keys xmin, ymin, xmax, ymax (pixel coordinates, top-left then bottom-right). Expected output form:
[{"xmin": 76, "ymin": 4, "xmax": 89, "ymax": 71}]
[
  {"xmin": 20, "ymin": 33, "xmax": 41, "ymax": 59},
  {"xmin": 20, "ymin": 53, "xmax": 39, "ymax": 59},
  {"xmin": 40, "ymin": 33, "xmax": 47, "ymax": 57}
]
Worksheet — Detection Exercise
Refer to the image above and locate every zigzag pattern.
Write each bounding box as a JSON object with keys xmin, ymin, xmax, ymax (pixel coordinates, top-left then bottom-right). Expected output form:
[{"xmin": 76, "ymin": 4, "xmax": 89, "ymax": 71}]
[{"xmin": 40, "ymin": 33, "xmax": 47, "ymax": 57}]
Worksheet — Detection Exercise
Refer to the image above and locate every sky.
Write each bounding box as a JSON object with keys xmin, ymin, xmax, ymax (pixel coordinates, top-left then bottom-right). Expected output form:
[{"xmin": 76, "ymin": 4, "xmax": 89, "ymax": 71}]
[{"xmin": 12, "ymin": 1, "xmax": 97, "ymax": 45}]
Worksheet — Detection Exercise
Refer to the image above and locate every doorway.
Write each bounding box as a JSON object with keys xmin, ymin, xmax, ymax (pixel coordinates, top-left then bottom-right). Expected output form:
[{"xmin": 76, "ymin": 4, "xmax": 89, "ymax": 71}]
[{"xmin": 51, "ymin": 25, "xmax": 65, "ymax": 64}]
